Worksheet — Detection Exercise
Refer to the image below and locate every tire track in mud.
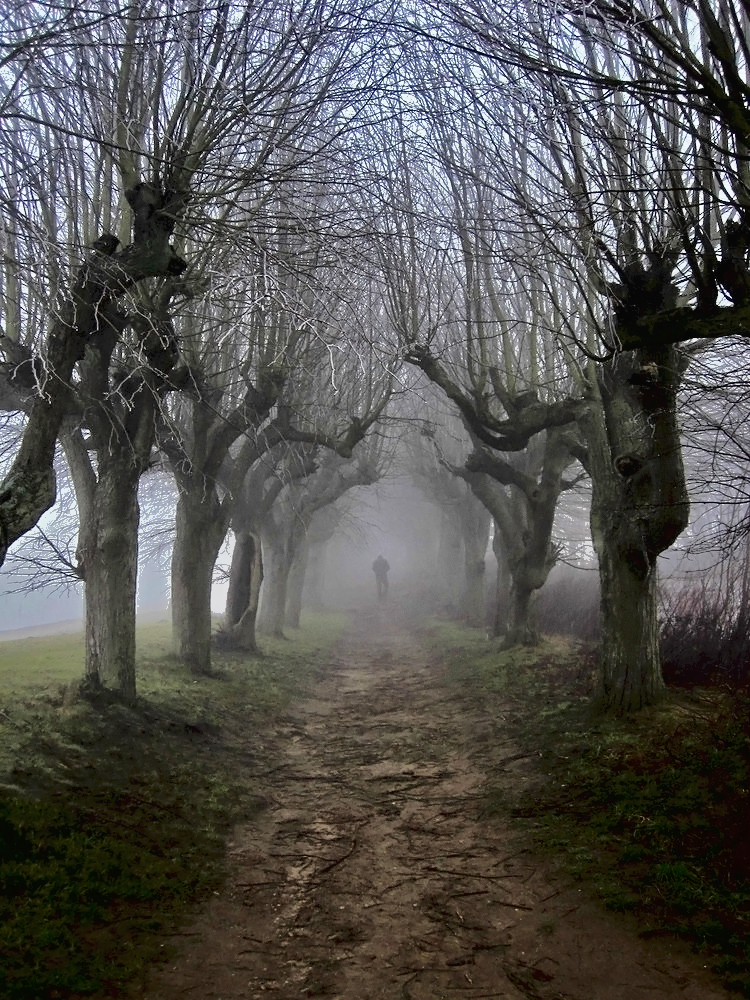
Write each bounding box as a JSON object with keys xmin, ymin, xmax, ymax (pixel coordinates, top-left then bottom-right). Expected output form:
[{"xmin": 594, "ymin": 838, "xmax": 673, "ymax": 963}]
[{"xmin": 140, "ymin": 606, "xmax": 732, "ymax": 1000}]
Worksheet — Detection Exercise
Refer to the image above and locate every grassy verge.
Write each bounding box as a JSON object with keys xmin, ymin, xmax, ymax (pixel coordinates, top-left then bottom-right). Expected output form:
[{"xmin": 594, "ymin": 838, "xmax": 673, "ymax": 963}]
[
  {"xmin": 0, "ymin": 610, "xmax": 347, "ymax": 1000},
  {"xmin": 426, "ymin": 618, "xmax": 750, "ymax": 997}
]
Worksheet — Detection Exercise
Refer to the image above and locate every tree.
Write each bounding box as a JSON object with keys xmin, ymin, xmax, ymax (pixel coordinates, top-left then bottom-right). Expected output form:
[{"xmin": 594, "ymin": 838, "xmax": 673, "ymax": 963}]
[
  {"xmin": 257, "ymin": 445, "xmax": 381, "ymax": 636},
  {"xmin": 406, "ymin": 421, "xmax": 491, "ymax": 623},
  {"xmin": 0, "ymin": 3, "xmax": 194, "ymax": 572},
  {"xmin": 1, "ymin": 0, "xmax": 393, "ymax": 695},
  {"xmin": 218, "ymin": 444, "xmax": 318, "ymax": 653},
  {"xmin": 367, "ymin": 73, "xmax": 585, "ymax": 642}
]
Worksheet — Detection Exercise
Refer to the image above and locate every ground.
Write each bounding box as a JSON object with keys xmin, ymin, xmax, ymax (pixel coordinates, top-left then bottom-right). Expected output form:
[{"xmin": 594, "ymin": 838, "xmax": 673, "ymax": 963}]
[{"xmin": 134, "ymin": 604, "xmax": 733, "ymax": 1000}]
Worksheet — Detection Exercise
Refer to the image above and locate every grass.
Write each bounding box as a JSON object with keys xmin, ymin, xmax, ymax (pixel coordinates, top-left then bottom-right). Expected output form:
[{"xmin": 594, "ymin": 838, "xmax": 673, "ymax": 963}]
[
  {"xmin": 0, "ymin": 609, "xmax": 347, "ymax": 1000},
  {"xmin": 0, "ymin": 631, "xmax": 86, "ymax": 691},
  {"xmin": 427, "ymin": 617, "xmax": 750, "ymax": 997}
]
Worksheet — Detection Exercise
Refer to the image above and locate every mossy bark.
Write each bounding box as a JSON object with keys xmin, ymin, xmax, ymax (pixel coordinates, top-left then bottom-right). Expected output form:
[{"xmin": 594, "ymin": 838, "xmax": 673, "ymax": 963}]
[
  {"xmin": 218, "ymin": 530, "xmax": 263, "ymax": 652},
  {"xmin": 81, "ymin": 458, "xmax": 141, "ymax": 704},
  {"xmin": 584, "ymin": 346, "xmax": 689, "ymax": 714},
  {"xmin": 171, "ymin": 487, "xmax": 226, "ymax": 675}
]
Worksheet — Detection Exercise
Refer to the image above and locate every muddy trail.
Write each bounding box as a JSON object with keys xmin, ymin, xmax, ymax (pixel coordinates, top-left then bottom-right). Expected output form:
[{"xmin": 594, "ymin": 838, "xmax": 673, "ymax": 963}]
[{"xmin": 138, "ymin": 606, "xmax": 732, "ymax": 1000}]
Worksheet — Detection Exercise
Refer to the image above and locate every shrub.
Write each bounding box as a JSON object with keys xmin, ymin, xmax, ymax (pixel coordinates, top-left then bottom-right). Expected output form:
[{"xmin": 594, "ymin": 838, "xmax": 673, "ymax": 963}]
[
  {"xmin": 536, "ymin": 570, "xmax": 600, "ymax": 641},
  {"xmin": 660, "ymin": 583, "xmax": 750, "ymax": 690}
]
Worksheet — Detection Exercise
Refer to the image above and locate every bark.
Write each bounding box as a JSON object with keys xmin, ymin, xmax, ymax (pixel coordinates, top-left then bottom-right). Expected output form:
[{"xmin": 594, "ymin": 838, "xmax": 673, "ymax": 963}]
[
  {"xmin": 285, "ymin": 536, "xmax": 309, "ymax": 629},
  {"xmin": 507, "ymin": 581, "xmax": 538, "ymax": 647},
  {"xmin": 82, "ymin": 456, "xmax": 141, "ymax": 704},
  {"xmin": 171, "ymin": 486, "xmax": 227, "ymax": 674},
  {"xmin": 596, "ymin": 534, "xmax": 662, "ymax": 711},
  {"xmin": 616, "ymin": 301, "xmax": 750, "ymax": 351},
  {"xmin": 458, "ymin": 499, "xmax": 490, "ymax": 626},
  {"xmin": 0, "ymin": 192, "xmax": 187, "ymax": 567},
  {"xmin": 584, "ymin": 345, "xmax": 690, "ymax": 713},
  {"xmin": 490, "ymin": 525, "xmax": 511, "ymax": 638},
  {"xmin": 63, "ymin": 430, "xmax": 142, "ymax": 702},
  {"xmin": 217, "ymin": 530, "xmax": 263, "ymax": 653},
  {"xmin": 258, "ymin": 520, "xmax": 295, "ymax": 638},
  {"xmin": 464, "ymin": 426, "xmax": 576, "ymax": 647}
]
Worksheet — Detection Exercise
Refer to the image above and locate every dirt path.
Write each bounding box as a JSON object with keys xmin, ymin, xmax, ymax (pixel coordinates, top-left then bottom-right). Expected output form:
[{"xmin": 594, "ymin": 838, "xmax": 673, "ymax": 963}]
[{"xmin": 139, "ymin": 607, "xmax": 733, "ymax": 1000}]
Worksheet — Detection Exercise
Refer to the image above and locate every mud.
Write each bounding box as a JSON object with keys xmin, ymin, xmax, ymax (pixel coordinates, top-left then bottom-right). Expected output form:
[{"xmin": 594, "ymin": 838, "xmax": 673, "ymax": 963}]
[{"xmin": 137, "ymin": 605, "xmax": 733, "ymax": 1000}]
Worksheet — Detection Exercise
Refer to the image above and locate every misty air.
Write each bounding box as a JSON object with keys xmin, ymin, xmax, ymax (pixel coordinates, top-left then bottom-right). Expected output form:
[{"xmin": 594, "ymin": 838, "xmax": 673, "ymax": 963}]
[{"xmin": 1, "ymin": 1, "xmax": 749, "ymax": 997}]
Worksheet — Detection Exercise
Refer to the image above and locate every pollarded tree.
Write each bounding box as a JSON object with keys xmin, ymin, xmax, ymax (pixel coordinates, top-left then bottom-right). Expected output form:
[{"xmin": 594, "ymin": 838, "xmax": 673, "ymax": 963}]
[
  {"xmin": 217, "ymin": 445, "xmax": 313, "ymax": 654},
  {"xmin": 0, "ymin": 0, "xmax": 391, "ymax": 698},
  {"xmin": 399, "ymin": 0, "xmax": 750, "ymax": 710},
  {"xmin": 0, "ymin": 15, "xmax": 193, "ymax": 697},
  {"xmin": 60, "ymin": 281, "xmax": 186, "ymax": 700},
  {"xmin": 439, "ymin": 17, "xmax": 702, "ymax": 708},
  {"xmin": 0, "ymin": 51, "xmax": 187, "ymax": 576},
  {"xmin": 368, "ymin": 75, "xmax": 586, "ymax": 642},
  {"xmin": 162, "ymin": 167, "xmax": 393, "ymax": 673},
  {"xmin": 257, "ymin": 443, "xmax": 382, "ymax": 637},
  {"xmin": 404, "ymin": 417, "xmax": 492, "ymax": 624}
]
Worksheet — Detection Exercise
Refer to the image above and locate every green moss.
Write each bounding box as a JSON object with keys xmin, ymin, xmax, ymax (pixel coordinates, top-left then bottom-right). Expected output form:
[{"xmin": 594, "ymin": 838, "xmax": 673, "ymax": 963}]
[
  {"xmin": 425, "ymin": 616, "xmax": 750, "ymax": 997},
  {"xmin": 0, "ymin": 610, "xmax": 346, "ymax": 999}
]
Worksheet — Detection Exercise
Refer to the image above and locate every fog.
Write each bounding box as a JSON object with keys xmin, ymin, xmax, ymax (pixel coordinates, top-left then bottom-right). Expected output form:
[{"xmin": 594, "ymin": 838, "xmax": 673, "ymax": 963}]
[
  {"xmin": 305, "ymin": 477, "xmax": 444, "ymax": 609},
  {"xmin": 0, "ymin": 463, "xmax": 724, "ymax": 640},
  {"xmin": 0, "ymin": 476, "xmax": 445, "ymax": 635}
]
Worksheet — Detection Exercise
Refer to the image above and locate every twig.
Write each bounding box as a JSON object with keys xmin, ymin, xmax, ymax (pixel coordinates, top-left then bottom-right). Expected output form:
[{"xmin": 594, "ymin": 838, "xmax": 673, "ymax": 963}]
[
  {"xmin": 424, "ymin": 865, "xmax": 522, "ymax": 883},
  {"xmin": 315, "ymin": 836, "xmax": 358, "ymax": 877}
]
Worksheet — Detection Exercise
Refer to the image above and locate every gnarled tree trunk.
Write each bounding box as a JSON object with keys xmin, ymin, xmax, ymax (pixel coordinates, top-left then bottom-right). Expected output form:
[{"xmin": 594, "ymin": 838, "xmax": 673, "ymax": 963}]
[
  {"xmin": 171, "ymin": 486, "xmax": 227, "ymax": 674},
  {"xmin": 585, "ymin": 346, "xmax": 689, "ymax": 713},
  {"xmin": 258, "ymin": 520, "xmax": 295, "ymax": 638},
  {"xmin": 285, "ymin": 536, "xmax": 309, "ymax": 629},
  {"xmin": 465, "ymin": 426, "xmax": 577, "ymax": 647},
  {"xmin": 218, "ymin": 529, "xmax": 263, "ymax": 652}
]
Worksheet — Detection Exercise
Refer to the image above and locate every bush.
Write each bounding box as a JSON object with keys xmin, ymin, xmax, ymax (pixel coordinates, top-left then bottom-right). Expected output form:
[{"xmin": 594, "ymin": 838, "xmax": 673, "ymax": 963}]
[
  {"xmin": 660, "ymin": 583, "xmax": 750, "ymax": 690},
  {"xmin": 536, "ymin": 570, "xmax": 600, "ymax": 641}
]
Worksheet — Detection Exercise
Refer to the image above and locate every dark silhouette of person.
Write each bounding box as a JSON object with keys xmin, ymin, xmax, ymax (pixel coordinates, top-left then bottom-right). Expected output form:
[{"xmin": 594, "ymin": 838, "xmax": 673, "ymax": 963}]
[{"xmin": 372, "ymin": 554, "xmax": 390, "ymax": 599}]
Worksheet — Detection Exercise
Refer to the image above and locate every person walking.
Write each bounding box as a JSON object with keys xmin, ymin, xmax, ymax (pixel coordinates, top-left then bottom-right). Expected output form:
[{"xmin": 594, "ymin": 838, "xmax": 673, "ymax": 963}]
[{"xmin": 372, "ymin": 554, "xmax": 390, "ymax": 600}]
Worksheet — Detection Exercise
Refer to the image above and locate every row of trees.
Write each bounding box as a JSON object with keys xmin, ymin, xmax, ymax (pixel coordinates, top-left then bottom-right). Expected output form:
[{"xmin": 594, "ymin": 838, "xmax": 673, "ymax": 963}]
[
  {"xmin": 0, "ymin": 1, "xmax": 397, "ymax": 701},
  {"xmin": 3, "ymin": 0, "xmax": 750, "ymax": 712}
]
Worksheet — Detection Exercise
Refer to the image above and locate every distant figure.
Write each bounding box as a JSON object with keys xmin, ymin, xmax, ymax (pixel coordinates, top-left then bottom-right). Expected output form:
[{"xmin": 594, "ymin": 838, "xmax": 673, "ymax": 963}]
[{"xmin": 372, "ymin": 554, "xmax": 390, "ymax": 600}]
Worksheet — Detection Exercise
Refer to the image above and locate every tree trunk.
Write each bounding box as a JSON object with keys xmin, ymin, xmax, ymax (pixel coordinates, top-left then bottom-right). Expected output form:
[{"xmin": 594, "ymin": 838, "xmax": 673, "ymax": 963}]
[
  {"xmin": 491, "ymin": 526, "xmax": 511, "ymax": 638},
  {"xmin": 218, "ymin": 530, "xmax": 263, "ymax": 652},
  {"xmin": 458, "ymin": 498, "xmax": 490, "ymax": 625},
  {"xmin": 464, "ymin": 426, "xmax": 576, "ymax": 648},
  {"xmin": 79, "ymin": 454, "xmax": 141, "ymax": 703},
  {"xmin": 63, "ymin": 429, "xmax": 142, "ymax": 703},
  {"xmin": 258, "ymin": 525, "xmax": 294, "ymax": 638},
  {"xmin": 505, "ymin": 580, "xmax": 537, "ymax": 647},
  {"xmin": 436, "ymin": 512, "xmax": 463, "ymax": 609},
  {"xmin": 285, "ymin": 536, "xmax": 309, "ymax": 628},
  {"xmin": 596, "ymin": 537, "xmax": 662, "ymax": 710},
  {"xmin": 171, "ymin": 487, "xmax": 226, "ymax": 674},
  {"xmin": 585, "ymin": 346, "xmax": 689, "ymax": 713}
]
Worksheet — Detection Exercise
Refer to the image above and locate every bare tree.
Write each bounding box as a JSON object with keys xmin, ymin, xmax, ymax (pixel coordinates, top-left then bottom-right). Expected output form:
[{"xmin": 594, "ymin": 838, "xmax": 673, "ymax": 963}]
[
  {"xmin": 257, "ymin": 444, "xmax": 381, "ymax": 637},
  {"xmin": 0, "ymin": 0, "xmax": 393, "ymax": 697}
]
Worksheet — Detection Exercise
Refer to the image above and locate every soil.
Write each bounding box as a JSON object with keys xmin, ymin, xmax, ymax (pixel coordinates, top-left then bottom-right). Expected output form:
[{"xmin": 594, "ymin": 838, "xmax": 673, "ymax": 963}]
[{"xmin": 135, "ymin": 604, "xmax": 734, "ymax": 1000}]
